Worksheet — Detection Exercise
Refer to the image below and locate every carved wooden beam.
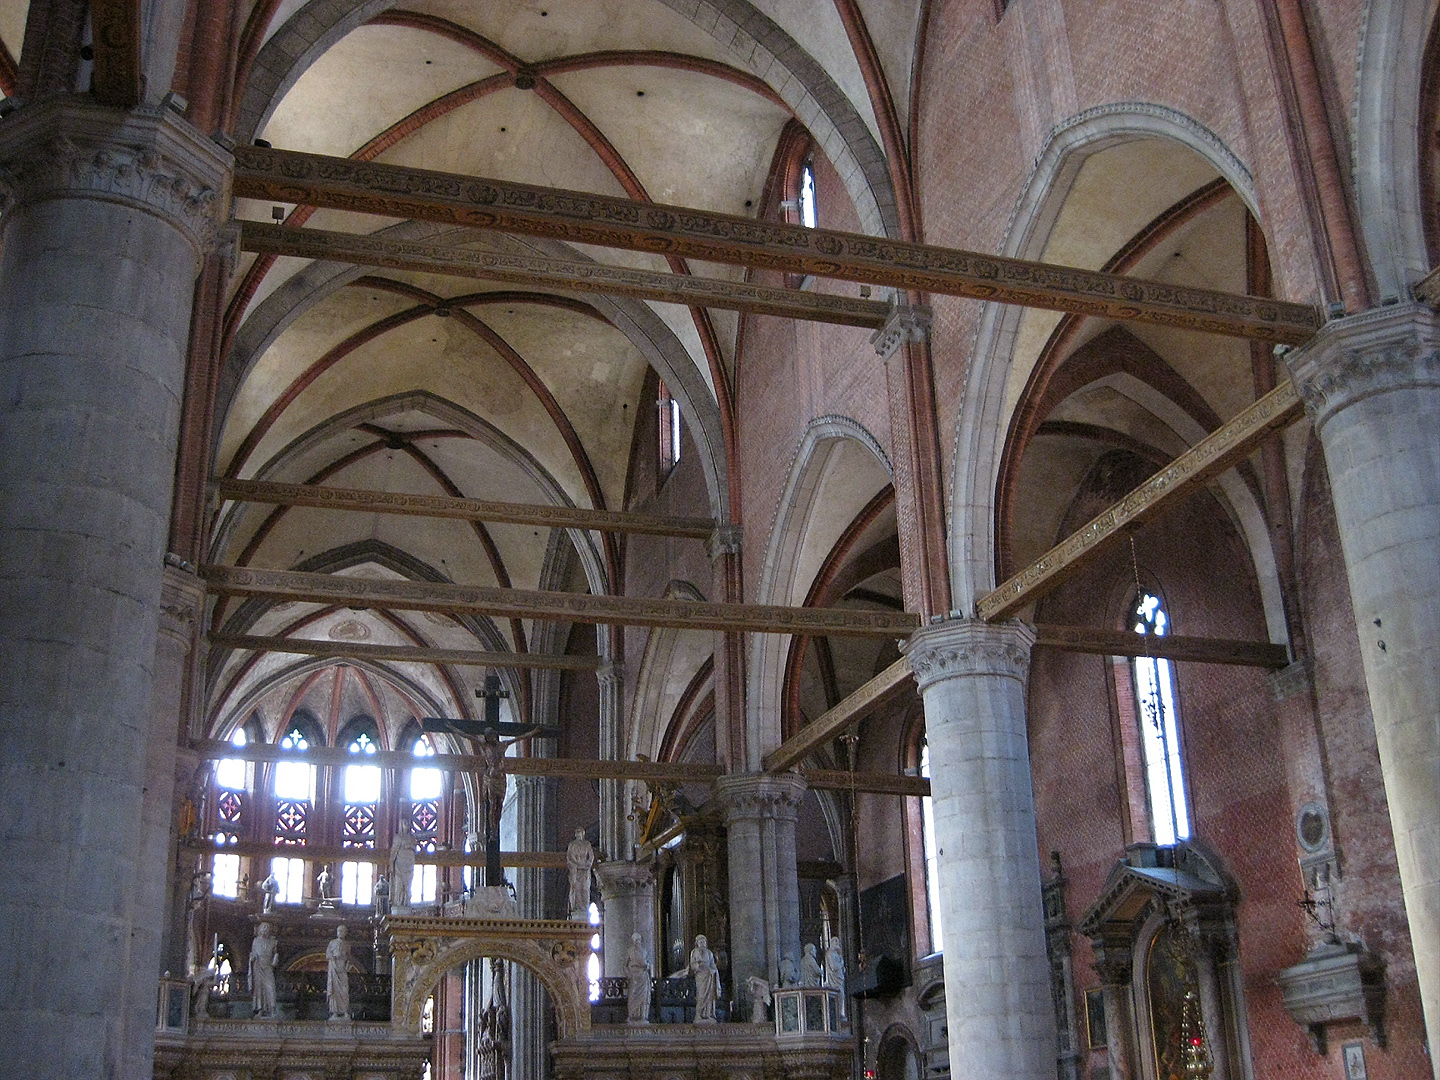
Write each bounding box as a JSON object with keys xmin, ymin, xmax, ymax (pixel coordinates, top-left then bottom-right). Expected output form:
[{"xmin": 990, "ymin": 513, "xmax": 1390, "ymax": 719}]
[
  {"xmin": 978, "ymin": 380, "xmax": 1306, "ymax": 620},
  {"xmin": 215, "ymin": 477, "xmax": 717, "ymax": 538},
  {"xmin": 763, "ymin": 658, "xmax": 911, "ymax": 774},
  {"xmin": 238, "ymin": 221, "xmax": 893, "ymax": 330},
  {"xmin": 801, "ymin": 768, "xmax": 930, "ymax": 798},
  {"xmin": 232, "ymin": 147, "xmax": 1320, "ymax": 345},
  {"xmin": 200, "ymin": 565, "xmax": 923, "ymax": 638},
  {"xmin": 1032, "ymin": 625, "xmax": 1289, "ymax": 668},
  {"xmin": 208, "ymin": 632, "xmax": 604, "ymax": 671},
  {"xmin": 181, "ymin": 836, "xmax": 566, "ymax": 868},
  {"xmin": 89, "ymin": 0, "xmax": 143, "ymax": 107}
]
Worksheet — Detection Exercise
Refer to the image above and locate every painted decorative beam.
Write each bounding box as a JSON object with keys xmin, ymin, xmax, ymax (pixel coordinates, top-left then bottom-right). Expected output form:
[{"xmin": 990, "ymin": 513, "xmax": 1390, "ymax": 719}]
[
  {"xmin": 1032, "ymin": 625, "xmax": 1289, "ymax": 668},
  {"xmin": 208, "ymin": 632, "xmax": 604, "ymax": 671},
  {"xmin": 233, "ymin": 146, "xmax": 1320, "ymax": 344},
  {"xmin": 89, "ymin": 0, "xmax": 143, "ymax": 107},
  {"xmin": 763, "ymin": 657, "xmax": 911, "ymax": 774},
  {"xmin": 215, "ymin": 477, "xmax": 717, "ymax": 539},
  {"xmin": 200, "ymin": 565, "xmax": 923, "ymax": 638},
  {"xmin": 237, "ymin": 221, "xmax": 894, "ymax": 330},
  {"xmin": 978, "ymin": 380, "xmax": 1306, "ymax": 620},
  {"xmin": 802, "ymin": 768, "xmax": 930, "ymax": 798},
  {"xmin": 181, "ymin": 836, "xmax": 566, "ymax": 869}
]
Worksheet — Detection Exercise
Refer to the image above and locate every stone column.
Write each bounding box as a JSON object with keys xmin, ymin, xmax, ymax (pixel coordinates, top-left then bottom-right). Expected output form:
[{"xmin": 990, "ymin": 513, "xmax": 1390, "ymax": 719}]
[
  {"xmin": 595, "ymin": 861, "xmax": 655, "ymax": 978},
  {"xmin": 708, "ymin": 526, "xmax": 748, "ymax": 769},
  {"xmin": 1286, "ymin": 304, "xmax": 1440, "ymax": 1075},
  {"xmin": 131, "ymin": 562, "xmax": 204, "ymax": 1065},
  {"xmin": 596, "ymin": 663, "xmax": 628, "ymax": 861},
  {"xmin": 905, "ymin": 619, "xmax": 1056, "ymax": 1080},
  {"xmin": 1090, "ymin": 938, "xmax": 1137, "ymax": 1080},
  {"xmin": 0, "ymin": 99, "xmax": 228, "ymax": 1080},
  {"xmin": 715, "ymin": 772, "xmax": 806, "ymax": 1000},
  {"xmin": 511, "ymin": 771, "xmax": 554, "ymax": 1077}
]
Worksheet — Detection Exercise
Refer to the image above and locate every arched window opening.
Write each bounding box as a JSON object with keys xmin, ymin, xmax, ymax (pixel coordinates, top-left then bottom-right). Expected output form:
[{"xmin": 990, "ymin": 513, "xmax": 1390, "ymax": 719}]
[
  {"xmin": 657, "ymin": 379, "xmax": 682, "ymax": 482},
  {"xmin": 212, "ymin": 726, "xmax": 249, "ymax": 898},
  {"xmin": 271, "ymin": 722, "xmax": 317, "ymax": 905},
  {"xmin": 587, "ymin": 901, "xmax": 602, "ymax": 1002},
  {"xmin": 1131, "ymin": 593, "xmax": 1190, "ymax": 846},
  {"xmin": 798, "ymin": 158, "xmax": 817, "ymax": 229},
  {"xmin": 409, "ymin": 737, "xmax": 442, "ymax": 904},
  {"xmin": 919, "ymin": 737, "xmax": 943, "ymax": 954},
  {"xmin": 341, "ymin": 729, "xmax": 380, "ymax": 905}
]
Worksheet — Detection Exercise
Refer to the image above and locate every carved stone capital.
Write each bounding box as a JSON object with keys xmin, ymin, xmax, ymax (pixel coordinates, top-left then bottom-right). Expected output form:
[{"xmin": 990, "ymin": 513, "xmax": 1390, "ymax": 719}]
[
  {"xmin": 707, "ymin": 524, "xmax": 743, "ymax": 562},
  {"xmin": 158, "ymin": 559, "xmax": 206, "ymax": 650},
  {"xmin": 714, "ymin": 771, "xmax": 807, "ymax": 825},
  {"xmin": 594, "ymin": 859, "xmax": 654, "ymax": 898},
  {"xmin": 0, "ymin": 98, "xmax": 232, "ymax": 257},
  {"xmin": 904, "ymin": 618, "xmax": 1035, "ymax": 691},
  {"xmin": 597, "ymin": 661, "xmax": 623, "ymax": 691},
  {"xmin": 870, "ymin": 301, "xmax": 932, "ymax": 358},
  {"xmin": 1285, "ymin": 303, "xmax": 1440, "ymax": 434}
]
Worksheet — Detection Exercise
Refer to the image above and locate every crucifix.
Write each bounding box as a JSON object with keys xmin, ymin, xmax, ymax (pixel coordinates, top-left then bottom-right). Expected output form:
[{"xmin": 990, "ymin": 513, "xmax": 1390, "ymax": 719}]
[{"xmin": 422, "ymin": 675, "xmax": 558, "ymax": 886}]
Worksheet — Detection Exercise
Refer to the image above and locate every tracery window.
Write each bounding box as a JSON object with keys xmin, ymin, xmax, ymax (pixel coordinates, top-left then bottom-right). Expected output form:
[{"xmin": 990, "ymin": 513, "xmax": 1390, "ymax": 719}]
[
  {"xmin": 273, "ymin": 723, "xmax": 316, "ymax": 845},
  {"xmin": 341, "ymin": 726, "xmax": 381, "ymax": 905},
  {"xmin": 409, "ymin": 736, "xmax": 443, "ymax": 904},
  {"xmin": 798, "ymin": 158, "xmax": 817, "ymax": 229},
  {"xmin": 1130, "ymin": 592, "xmax": 1191, "ymax": 846},
  {"xmin": 657, "ymin": 379, "xmax": 682, "ymax": 482},
  {"xmin": 212, "ymin": 725, "xmax": 250, "ymax": 898},
  {"xmin": 919, "ymin": 736, "xmax": 943, "ymax": 954}
]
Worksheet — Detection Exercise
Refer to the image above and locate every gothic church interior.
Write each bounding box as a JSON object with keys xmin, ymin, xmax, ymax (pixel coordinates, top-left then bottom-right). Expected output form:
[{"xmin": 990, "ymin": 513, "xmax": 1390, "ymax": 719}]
[{"xmin": 0, "ymin": 1, "xmax": 1437, "ymax": 1079}]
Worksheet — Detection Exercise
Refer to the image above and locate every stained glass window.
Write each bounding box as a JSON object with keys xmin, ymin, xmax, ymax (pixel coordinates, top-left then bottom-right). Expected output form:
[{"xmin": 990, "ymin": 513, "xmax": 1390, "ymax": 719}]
[
  {"xmin": 274, "ymin": 726, "xmax": 314, "ymax": 846},
  {"xmin": 342, "ymin": 730, "xmax": 380, "ymax": 905}
]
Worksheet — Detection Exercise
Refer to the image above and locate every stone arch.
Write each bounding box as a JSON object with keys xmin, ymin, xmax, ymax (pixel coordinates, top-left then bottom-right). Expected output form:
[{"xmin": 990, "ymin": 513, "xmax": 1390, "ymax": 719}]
[
  {"xmin": 233, "ymin": 0, "xmax": 897, "ymax": 240},
  {"xmin": 746, "ymin": 415, "xmax": 892, "ymax": 769},
  {"xmin": 390, "ymin": 922, "xmax": 592, "ymax": 1038},
  {"xmin": 628, "ymin": 580, "xmax": 711, "ymax": 765},
  {"xmin": 1354, "ymin": 0, "xmax": 1438, "ymax": 302},
  {"xmin": 949, "ymin": 103, "xmax": 1269, "ymax": 615},
  {"xmin": 217, "ymin": 226, "xmax": 730, "ymax": 519}
]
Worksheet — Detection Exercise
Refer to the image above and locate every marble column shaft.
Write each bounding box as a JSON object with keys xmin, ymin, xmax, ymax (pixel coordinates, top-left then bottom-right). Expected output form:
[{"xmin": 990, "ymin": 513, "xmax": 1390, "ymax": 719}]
[
  {"xmin": 595, "ymin": 860, "xmax": 655, "ymax": 978},
  {"xmin": 906, "ymin": 619, "xmax": 1056, "ymax": 1080},
  {"xmin": 1287, "ymin": 304, "xmax": 1440, "ymax": 1076},
  {"xmin": 597, "ymin": 663, "xmax": 628, "ymax": 861},
  {"xmin": 0, "ymin": 99, "xmax": 228, "ymax": 1080},
  {"xmin": 716, "ymin": 772, "xmax": 806, "ymax": 998}
]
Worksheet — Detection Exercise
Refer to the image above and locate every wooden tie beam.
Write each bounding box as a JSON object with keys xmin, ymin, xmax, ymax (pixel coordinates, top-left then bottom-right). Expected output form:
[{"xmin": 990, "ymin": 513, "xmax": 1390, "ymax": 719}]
[
  {"xmin": 89, "ymin": 0, "xmax": 143, "ymax": 107},
  {"xmin": 233, "ymin": 146, "xmax": 1319, "ymax": 345},
  {"xmin": 208, "ymin": 632, "xmax": 604, "ymax": 672},
  {"xmin": 764, "ymin": 626, "xmax": 1288, "ymax": 773},
  {"xmin": 238, "ymin": 221, "xmax": 894, "ymax": 330},
  {"xmin": 182, "ymin": 836, "xmax": 566, "ymax": 869},
  {"xmin": 978, "ymin": 380, "xmax": 1306, "ymax": 620},
  {"xmin": 216, "ymin": 477, "xmax": 718, "ymax": 539},
  {"xmin": 201, "ymin": 565, "xmax": 922, "ymax": 638}
]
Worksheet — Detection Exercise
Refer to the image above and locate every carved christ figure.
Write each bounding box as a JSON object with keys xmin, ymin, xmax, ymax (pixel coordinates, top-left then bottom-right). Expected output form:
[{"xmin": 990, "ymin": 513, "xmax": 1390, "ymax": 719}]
[{"xmin": 477, "ymin": 727, "xmax": 541, "ymax": 841}]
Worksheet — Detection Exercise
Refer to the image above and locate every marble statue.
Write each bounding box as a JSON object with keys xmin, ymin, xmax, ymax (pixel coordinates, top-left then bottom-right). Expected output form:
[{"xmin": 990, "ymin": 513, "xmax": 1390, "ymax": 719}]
[
  {"xmin": 746, "ymin": 975, "xmax": 772, "ymax": 1024},
  {"xmin": 800, "ymin": 942, "xmax": 823, "ymax": 987},
  {"xmin": 824, "ymin": 937, "xmax": 845, "ymax": 990},
  {"xmin": 373, "ymin": 873, "xmax": 390, "ymax": 918},
  {"xmin": 185, "ymin": 869, "xmax": 212, "ymax": 976},
  {"xmin": 316, "ymin": 863, "xmax": 332, "ymax": 902},
  {"xmin": 566, "ymin": 827, "xmax": 595, "ymax": 918},
  {"xmin": 326, "ymin": 925, "xmax": 350, "ymax": 1020},
  {"xmin": 688, "ymin": 934, "xmax": 720, "ymax": 1023},
  {"xmin": 258, "ymin": 871, "xmax": 279, "ymax": 914},
  {"xmin": 390, "ymin": 827, "xmax": 415, "ymax": 913},
  {"xmin": 189, "ymin": 961, "xmax": 217, "ymax": 1020},
  {"xmin": 779, "ymin": 952, "xmax": 799, "ymax": 987},
  {"xmin": 625, "ymin": 932, "xmax": 652, "ymax": 1023},
  {"xmin": 248, "ymin": 922, "xmax": 278, "ymax": 1018}
]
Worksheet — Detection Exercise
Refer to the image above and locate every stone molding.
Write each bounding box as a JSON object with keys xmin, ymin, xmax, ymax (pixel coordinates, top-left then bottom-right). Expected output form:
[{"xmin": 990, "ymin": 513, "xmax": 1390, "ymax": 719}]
[
  {"xmin": 903, "ymin": 619, "xmax": 1036, "ymax": 691},
  {"xmin": 714, "ymin": 772, "xmax": 807, "ymax": 824},
  {"xmin": 707, "ymin": 523, "xmax": 743, "ymax": 562},
  {"xmin": 158, "ymin": 560, "xmax": 205, "ymax": 650},
  {"xmin": 870, "ymin": 302, "xmax": 933, "ymax": 358},
  {"xmin": 0, "ymin": 98, "xmax": 231, "ymax": 256},
  {"xmin": 1286, "ymin": 303, "xmax": 1440, "ymax": 433}
]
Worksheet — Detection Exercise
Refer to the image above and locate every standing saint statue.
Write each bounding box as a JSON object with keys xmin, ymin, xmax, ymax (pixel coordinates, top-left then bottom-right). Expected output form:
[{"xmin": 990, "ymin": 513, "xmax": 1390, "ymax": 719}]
[
  {"xmin": 185, "ymin": 869, "xmax": 212, "ymax": 976},
  {"xmin": 779, "ymin": 952, "xmax": 799, "ymax": 987},
  {"xmin": 688, "ymin": 934, "xmax": 721, "ymax": 1023},
  {"xmin": 800, "ymin": 942, "xmax": 823, "ymax": 987},
  {"xmin": 824, "ymin": 936, "xmax": 845, "ymax": 991},
  {"xmin": 566, "ymin": 828, "xmax": 595, "ymax": 918},
  {"xmin": 746, "ymin": 975, "xmax": 772, "ymax": 1024},
  {"xmin": 316, "ymin": 863, "xmax": 333, "ymax": 902},
  {"xmin": 625, "ymin": 932, "xmax": 652, "ymax": 1023},
  {"xmin": 390, "ymin": 826, "xmax": 415, "ymax": 913},
  {"xmin": 373, "ymin": 873, "xmax": 390, "ymax": 918},
  {"xmin": 258, "ymin": 871, "xmax": 279, "ymax": 914},
  {"xmin": 248, "ymin": 922, "xmax": 278, "ymax": 1018},
  {"xmin": 189, "ymin": 960, "xmax": 217, "ymax": 1020},
  {"xmin": 326, "ymin": 925, "xmax": 350, "ymax": 1020}
]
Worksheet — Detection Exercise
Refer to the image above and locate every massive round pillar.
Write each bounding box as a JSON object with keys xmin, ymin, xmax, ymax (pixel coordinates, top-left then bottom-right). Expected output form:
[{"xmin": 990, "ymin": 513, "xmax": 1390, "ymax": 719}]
[
  {"xmin": 906, "ymin": 618, "xmax": 1056, "ymax": 1080},
  {"xmin": 1287, "ymin": 304, "xmax": 1440, "ymax": 1076},
  {"xmin": 0, "ymin": 98, "xmax": 228, "ymax": 1079}
]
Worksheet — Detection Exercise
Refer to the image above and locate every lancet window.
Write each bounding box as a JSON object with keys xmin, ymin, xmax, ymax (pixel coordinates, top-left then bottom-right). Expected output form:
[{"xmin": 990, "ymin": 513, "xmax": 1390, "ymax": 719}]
[
  {"xmin": 341, "ymin": 724, "xmax": 381, "ymax": 906},
  {"xmin": 408, "ymin": 735, "xmax": 443, "ymax": 904},
  {"xmin": 1130, "ymin": 592, "xmax": 1191, "ymax": 846}
]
